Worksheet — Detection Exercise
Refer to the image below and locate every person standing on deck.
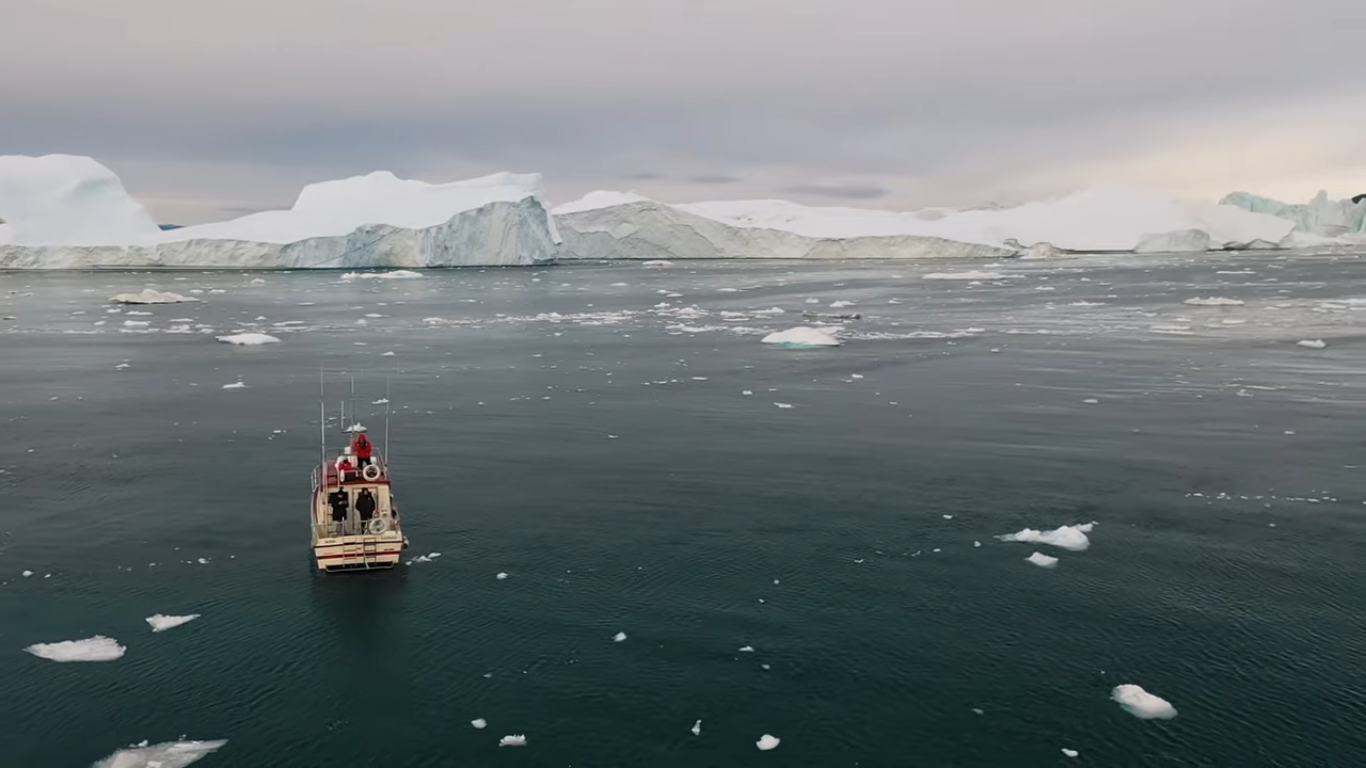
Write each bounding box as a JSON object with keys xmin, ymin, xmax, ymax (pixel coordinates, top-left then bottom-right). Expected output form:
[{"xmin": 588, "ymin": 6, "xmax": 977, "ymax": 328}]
[
  {"xmin": 356, "ymin": 488, "xmax": 377, "ymax": 523},
  {"xmin": 352, "ymin": 432, "xmax": 374, "ymax": 468}
]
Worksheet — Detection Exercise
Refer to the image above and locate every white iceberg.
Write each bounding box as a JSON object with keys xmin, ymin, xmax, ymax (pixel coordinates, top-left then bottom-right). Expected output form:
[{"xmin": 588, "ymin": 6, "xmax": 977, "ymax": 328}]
[
  {"xmin": 25, "ymin": 635, "xmax": 126, "ymax": 662},
  {"xmin": 146, "ymin": 613, "xmax": 200, "ymax": 632},
  {"xmin": 1111, "ymin": 684, "xmax": 1178, "ymax": 719},
  {"xmin": 1221, "ymin": 190, "xmax": 1366, "ymax": 239},
  {"xmin": 761, "ymin": 327, "xmax": 841, "ymax": 347},
  {"xmin": 110, "ymin": 288, "xmax": 195, "ymax": 304},
  {"xmin": 1026, "ymin": 552, "xmax": 1059, "ymax": 568},
  {"xmin": 996, "ymin": 522, "xmax": 1094, "ymax": 551},
  {"xmin": 91, "ymin": 739, "xmax": 227, "ymax": 768},
  {"xmin": 0, "ymin": 155, "xmax": 559, "ymax": 268},
  {"xmin": 756, "ymin": 734, "xmax": 780, "ymax": 750},
  {"xmin": 215, "ymin": 333, "xmax": 280, "ymax": 345}
]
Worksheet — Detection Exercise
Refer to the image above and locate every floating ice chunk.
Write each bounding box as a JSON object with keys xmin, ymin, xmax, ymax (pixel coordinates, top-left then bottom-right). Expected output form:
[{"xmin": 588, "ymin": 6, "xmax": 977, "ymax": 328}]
[
  {"xmin": 804, "ymin": 297, "xmax": 820, "ymax": 304},
  {"xmin": 498, "ymin": 735, "xmax": 527, "ymax": 747},
  {"xmin": 125, "ymin": 310, "xmax": 152, "ymax": 316},
  {"xmin": 742, "ymin": 390, "xmax": 753, "ymax": 396},
  {"xmin": 996, "ymin": 522, "xmax": 1094, "ymax": 551},
  {"xmin": 691, "ymin": 720, "xmax": 701, "ymax": 736},
  {"xmin": 472, "ymin": 719, "xmax": 487, "ymax": 729},
  {"xmin": 829, "ymin": 300, "xmax": 855, "ymax": 308},
  {"xmin": 381, "ymin": 351, "xmax": 395, "ymax": 356},
  {"xmin": 22, "ymin": 569, "xmax": 33, "ymax": 577},
  {"xmin": 1062, "ymin": 748, "xmax": 1079, "ymax": 757},
  {"xmin": 924, "ymin": 271, "xmax": 1007, "ymax": 280},
  {"xmin": 1026, "ymin": 552, "xmax": 1059, "ymax": 568},
  {"xmin": 91, "ymin": 739, "xmax": 227, "ymax": 768},
  {"xmin": 739, "ymin": 645, "xmax": 755, "ymax": 652},
  {"xmin": 1297, "ymin": 339, "xmax": 1327, "ymax": 349},
  {"xmin": 761, "ymin": 326, "xmax": 841, "ymax": 348},
  {"xmin": 773, "ymin": 402, "xmax": 794, "ymax": 409},
  {"xmin": 496, "ymin": 572, "xmax": 508, "ymax": 580},
  {"xmin": 613, "ymin": 632, "xmax": 627, "ymax": 642},
  {"xmin": 372, "ymin": 398, "xmax": 389, "ymax": 405},
  {"xmin": 221, "ymin": 381, "xmax": 246, "ymax": 389},
  {"xmin": 1184, "ymin": 297, "xmax": 1244, "ymax": 306},
  {"xmin": 641, "ymin": 260, "xmax": 673, "ymax": 267},
  {"xmin": 973, "ymin": 541, "xmax": 981, "ymax": 547},
  {"xmin": 1111, "ymin": 684, "xmax": 1177, "ymax": 719},
  {"xmin": 123, "ymin": 320, "xmax": 149, "ymax": 328},
  {"xmin": 25, "ymin": 635, "xmax": 125, "ymax": 662},
  {"xmin": 215, "ymin": 333, "xmax": 280, "ymax": 345},
  {"xmin": 752, "ymin": 307, "xmax": 786, "ymax": 315},
  {"xmin": 756, "ymin": 735, "xmax": 780, "ymax": 750},
  {"xmin": 146, "ymin": 613, "xmax": 200, "ymax": 632},
  {"xmin": 110, "ymin": 288, "xmax": 196, "ymax": 304},
  {"xmin": 340, "ymin": 270, "xmax": 423, "ymax": 280},
  {"xmin": 1082, "ymin": 397, "xmax": 1098, "ymax": 404}
]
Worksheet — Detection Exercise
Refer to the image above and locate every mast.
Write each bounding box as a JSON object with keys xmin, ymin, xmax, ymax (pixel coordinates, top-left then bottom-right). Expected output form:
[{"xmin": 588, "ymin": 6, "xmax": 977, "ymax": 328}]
[
  {"xmin": 318, "ymin": 366, "xmax": 326, "ymax": 468},
  {"xmin": 384, "ymin": 375, "xmax": 392, "ymax": 465}
]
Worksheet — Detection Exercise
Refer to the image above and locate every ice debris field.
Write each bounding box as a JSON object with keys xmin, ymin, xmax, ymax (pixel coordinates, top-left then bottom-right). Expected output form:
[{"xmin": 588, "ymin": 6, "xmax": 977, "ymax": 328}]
[{"xmin": 1, "ymin": 154, "xmax": 1364, "ymax": 269}]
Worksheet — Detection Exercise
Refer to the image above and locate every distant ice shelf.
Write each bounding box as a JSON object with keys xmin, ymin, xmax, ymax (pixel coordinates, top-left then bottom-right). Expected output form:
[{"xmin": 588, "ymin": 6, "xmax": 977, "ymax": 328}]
[{"xmin": 1, "ymin": 153, "xmax": 1360, "ymax": 269}]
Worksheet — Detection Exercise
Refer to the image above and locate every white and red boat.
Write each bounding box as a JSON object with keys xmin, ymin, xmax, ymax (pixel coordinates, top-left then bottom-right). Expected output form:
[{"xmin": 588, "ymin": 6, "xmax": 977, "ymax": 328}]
[{"xmin": 310, "ymin": 379, "xmax": 408, "ymax": 572}]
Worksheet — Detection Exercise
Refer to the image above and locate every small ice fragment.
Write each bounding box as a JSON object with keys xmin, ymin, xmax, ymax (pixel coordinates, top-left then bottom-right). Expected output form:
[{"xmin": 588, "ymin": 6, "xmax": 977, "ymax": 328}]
[
  {"xmin": 1111, "ymin": 684, "xmax": 1177, "ymax": 719},
  {"xmin": 641, "ymin": 260, "xmax": 673, "ymax": 267},
  {"xmin": 471, "ymin": 719, "xmax": 487, "ymax": 729},
  {"xmin": 222, "ymin": 381, "xmax": 246, "ymax": 389},
  {"xmin": 1026, "ymin": 552, "xmax": 1059, "ymax": 568},
  {"xmin": 1062, "ymin": 748, "xmax": 1079, "ymax": 758},
  {"xmin": 25, "ymin": 635, "xmax": 126, "ymax": 662},
  {"xmin": 773, "ymin": 402, "xmax": 794, "ymax": 409},
  {"xmin": 973, "ymin": 541, "xmax": 981, "ymax": 547},
  {"xmin": 742, "ymin": 390, "xmax": 753, "ymax": 396},
  {"xmin": 924, "ymin": 270, "xmax": 1007, "ymax": 280},
  {"xmin": 691, "ymin": 720, "xmax": 701, "ymax": 736},
  {"xmin": 971, "ymin": 708, "xmax": 985, "ymax": 715},
  {"xmin": 851, "ymin": 374, "xmax": 864, "ymax": 379},
  {"xmin": 756, "ymin": 734, "xmax": 780, "ymax": 751},
  {"xmin": 22, "ymin": 570, "xmax": 33, "ymax": 577},
  {"xmin": 942, "ymin": 514, "xmax": 953, "ymax": 519},
  {"xmin": 498, "ymin": 734, "xmax": 527, "ymax": 747},
  {"xmin": 215, "ymin": 333, "xmax": 280, "ymax": 345},
  {"xmin": 805, "ymin": 297, "xmax": 820, "ymax": 304},
  {"xmin": 146, "ymin": 613, "xmax": 200, "ymax": 632},
  {"xmin": 1184, "ymin": 297, "xmax": 1244, "ymax": 306},
  {"xmin": 996, "ymin": 522, "xmax": 1094, "ymax": 551},
  {"xmin": 1297, "ymin": 339, "xmax": 1327, "ymax": 349},
  {"xmin": 613, "ymin": 632, "xmax": 627, "ymax": 642},
  {"xmin": 739, "ymin": 645, "xmax": 755, "ymax": 652},
  {"xmin": 761, "ymin": 327, "xmax": 840, "ymax": 347},
  {"xmin": 197, "ymin": 557, "xmax": 210, "ymax": 564},
  {"xmin": 496, "ymin": 572, "xmax": 508, "ymax": 580}
]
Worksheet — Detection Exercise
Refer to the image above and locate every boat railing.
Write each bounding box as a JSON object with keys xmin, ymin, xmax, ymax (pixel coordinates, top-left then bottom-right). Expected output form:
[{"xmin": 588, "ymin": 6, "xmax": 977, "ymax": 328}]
[{"xmin": 314, "ymin": 514, "xmax": 398, "ymax": 540}]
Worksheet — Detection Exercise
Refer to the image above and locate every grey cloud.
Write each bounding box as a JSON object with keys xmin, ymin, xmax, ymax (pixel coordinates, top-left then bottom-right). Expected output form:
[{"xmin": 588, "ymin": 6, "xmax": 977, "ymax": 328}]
[{"xmin": 781, "ymin": 184, "xmax": 891, "ymax": 200}]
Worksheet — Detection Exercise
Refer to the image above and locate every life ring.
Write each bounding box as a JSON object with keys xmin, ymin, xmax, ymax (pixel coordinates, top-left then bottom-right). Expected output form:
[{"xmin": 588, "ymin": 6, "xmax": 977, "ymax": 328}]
[
  {"xmin": 366, "ymin": 517, "xmax": 387, "ymax": 535},
  {"xmin": 361, "ymin": 463, "xmax": 382, "ymax": 481}
]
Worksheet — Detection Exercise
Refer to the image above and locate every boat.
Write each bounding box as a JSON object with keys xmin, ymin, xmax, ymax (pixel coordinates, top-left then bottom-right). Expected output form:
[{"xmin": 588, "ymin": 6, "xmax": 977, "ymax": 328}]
[{"xmin": 309, "ymin": 377, "xmax": 409, "ymax": 571}]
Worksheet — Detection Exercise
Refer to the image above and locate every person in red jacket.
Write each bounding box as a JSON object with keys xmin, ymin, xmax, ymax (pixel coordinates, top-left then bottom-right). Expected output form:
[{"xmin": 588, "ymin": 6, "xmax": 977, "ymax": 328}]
[{"xmin": 352, "ymin": 432, "xmax": 374, "ymax": 468}]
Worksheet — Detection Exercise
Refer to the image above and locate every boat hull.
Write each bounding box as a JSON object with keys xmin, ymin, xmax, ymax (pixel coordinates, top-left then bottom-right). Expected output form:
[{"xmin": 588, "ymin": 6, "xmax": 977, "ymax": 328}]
[{"xmin": 313, "ymin": 535, "xmax": 406, "ymax": 572}]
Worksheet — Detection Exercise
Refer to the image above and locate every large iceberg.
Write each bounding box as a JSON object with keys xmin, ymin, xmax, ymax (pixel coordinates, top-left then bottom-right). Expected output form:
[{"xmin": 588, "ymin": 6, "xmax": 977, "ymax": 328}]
[
  {"xmin": 553, "ymin": 191, "xmax": 1016, "ymax": 261},
  {"xmin": 0, "ymin": 156, "xmax": 560, "ymax": 268},
  {"xmin": 554, "ymin": 184, "xmax": 1303, "ymax": 260},
  {"xmin": 1220, "ymin": 191, "xmax": 1366, "ymax": 240}
]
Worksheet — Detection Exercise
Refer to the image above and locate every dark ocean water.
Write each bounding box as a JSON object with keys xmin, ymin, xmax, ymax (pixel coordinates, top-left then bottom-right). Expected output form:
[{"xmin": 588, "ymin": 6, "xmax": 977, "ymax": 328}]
[{"xmin": 2, "ymin": 255, "xmax": 1365, "ymax": 767}]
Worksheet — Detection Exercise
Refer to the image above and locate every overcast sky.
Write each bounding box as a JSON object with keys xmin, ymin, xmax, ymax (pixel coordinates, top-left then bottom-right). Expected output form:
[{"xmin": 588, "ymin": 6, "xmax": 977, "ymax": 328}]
[{"xmin": 4, "ymin": 0, "xmax": 1365, "ymax": 224}]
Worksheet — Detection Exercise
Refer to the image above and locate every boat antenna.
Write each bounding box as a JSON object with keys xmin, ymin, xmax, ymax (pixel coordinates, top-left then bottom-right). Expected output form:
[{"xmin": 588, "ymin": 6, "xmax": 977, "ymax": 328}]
[
  {"xmin": 384, "ymin": 374, "xmax": 392, "ymax": 465},
  {"xmin": 318, "ymin": 366, "xmax": 326, "ymax": 467}
]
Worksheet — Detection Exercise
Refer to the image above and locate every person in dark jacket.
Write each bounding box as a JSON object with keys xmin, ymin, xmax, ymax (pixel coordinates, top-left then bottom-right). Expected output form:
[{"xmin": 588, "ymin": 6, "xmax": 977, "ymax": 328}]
[
  {"xmin": 355, "ymin": 488, "xmax": 377, "ymax": 522},
  {"xmin": 328, "ymin": 490, "xmax": 349, "ymax": 534}
]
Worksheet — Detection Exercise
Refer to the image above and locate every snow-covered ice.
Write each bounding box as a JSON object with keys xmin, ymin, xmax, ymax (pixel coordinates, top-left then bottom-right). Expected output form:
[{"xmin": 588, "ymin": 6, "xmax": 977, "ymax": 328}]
[
  {"xmin": 756, "ymin": 734, "xmax": 780, "ymax": 750},
  {"xmin": 498, "ymin": 735, "xmax": 527, "ymax": 747},
  {"xmin": 215, "ymin": 333, "xmax": 280, "ymax": 345},
  {"xmin": 90, "ymin": 739, "xmax": 227, "ymax": 768},
  {"xmin": 25, "ymin": 635, "xmax": 126, "ymax": 662},
  {"xmin": 110, "ymin": 288, "xmax": 195, "ymax": 304},
  {"xmin": 761, "ymin": 327, "xmax": 841, "ymax": 347},
  {"xmin": 1026, "ymin": 552, "xmax": 1059, "ymax": 568},
  {"xmin": 1111, "ymin": 684, "xmax": 1178, "ymax": 719},
  {"xmin": 996, "ymin": 522, "xmax": 1094, "ymax": 551},
  {"xmin": 146, "ymin": 613, "xmax": 200, "ymax": 632}
]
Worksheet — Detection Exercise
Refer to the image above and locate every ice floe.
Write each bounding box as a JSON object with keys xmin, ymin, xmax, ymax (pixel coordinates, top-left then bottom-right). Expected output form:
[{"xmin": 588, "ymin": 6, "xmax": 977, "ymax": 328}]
[
  {"xmin": 923, "ymin": 270, "xmax": 1008, "ymax": 280},
  {"xmin": 1062, "ymin": 748, "xmax": 1079, "ymax": 758},
  {"xmin": 498, "ymin": 734, "xmax": 527, "ymax": 747},
  {"xmin": 761, "ymin": 327, "xmax": 841, "ymax": 347},
  {"xmin": 215, "ymin": 333, "xmax": 280, "ymax": 345},
  {"xmin": 471, "ymin": 719, "xmax": 487, "ymax": 729},
  {"xmin": 1026, "ymin": 552, "xmax": 1059, "ymax": 568},
  {"xmin": 641, "ymin": 260, "xmax": 673, "ymax": 267},
  {"xmin": 1184, "ymin": 297, "xmax": 1244, "ymax": 306},
  {"xmin": 1296, "ymin": 339, "xmax": 1327, "ymax": 349},
  {"xmin": 996, "ymin": 522, "xmax": 1094, "ymax": 551},
  {"xmin": 691, "ymin": 720, "xmax": 702, "ymax": 736},
  {"xmin": 756, "ymin": 734, "xmax": 780, "ymax": 750},
  {"xmin": 146, "ymin": 614, "xmax": 200, "ymax": 632},
  {"xmin": 110, "ymin": 288, "xmax": 195, "ymax": 304},
  {"xmin": 221, "ymin": 381, "xmax": 246, "ymax": 390},
  {"xmin": 1111, "ymin": 684, "xmax": 1177, "ymax": 719},
  {"xmin": 340, "ymin": 270, "xmax": 423, "ymax": 280},
  {"xmin": 25, "ymin": 635, "xmax": 126, "ymax": 662},
  {"xmin": 613, "ymin": 632, "xmax": 627, "ymax": 642},
  {"xmin": 496, "ymin": 572, "xmax": 509, "ymax": 580},
  {"xmin": 91, "ymin": 739, "xmax": 227, "ymax": 768}
]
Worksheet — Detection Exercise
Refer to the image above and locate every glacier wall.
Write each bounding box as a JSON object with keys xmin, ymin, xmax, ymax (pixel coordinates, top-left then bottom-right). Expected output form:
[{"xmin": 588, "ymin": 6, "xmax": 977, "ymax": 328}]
[
  {"xmin": 1220, "ymin": 191, "xmax": 1366, "ymax": 239},
  {"xmin": 554, "ymin": 199, "xmax": 1016, "ymax": 261},
  {"xmin": 0, "ymin": 198, "xmax": 559, "ymax": 269}
]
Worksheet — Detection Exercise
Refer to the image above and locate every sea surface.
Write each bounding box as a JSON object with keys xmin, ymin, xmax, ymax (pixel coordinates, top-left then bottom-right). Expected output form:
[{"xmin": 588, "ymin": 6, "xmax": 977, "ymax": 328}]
[{"xmin": 2, "ymin": 254, "xmax": 1365, "ymax": 767}]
